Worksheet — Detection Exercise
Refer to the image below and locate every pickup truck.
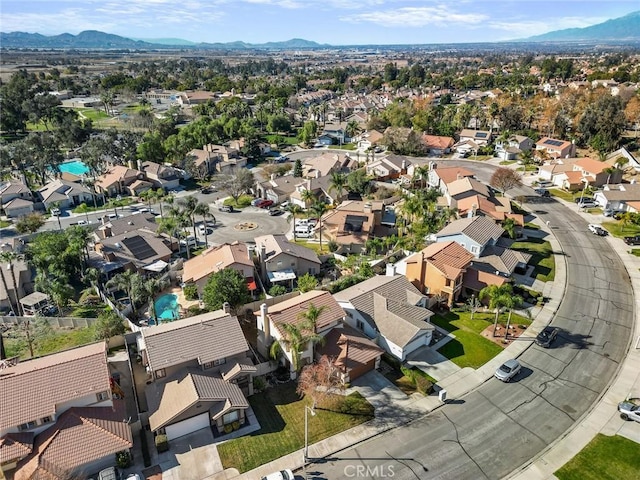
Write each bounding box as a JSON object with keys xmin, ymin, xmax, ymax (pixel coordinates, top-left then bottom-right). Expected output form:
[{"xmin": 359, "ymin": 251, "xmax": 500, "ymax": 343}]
[{"xmin": 624, "ymin": 235, "xmax": 640, "ymax": 245}]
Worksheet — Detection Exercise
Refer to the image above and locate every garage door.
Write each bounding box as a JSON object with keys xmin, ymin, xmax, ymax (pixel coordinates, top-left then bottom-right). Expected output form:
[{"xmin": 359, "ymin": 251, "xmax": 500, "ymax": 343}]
[{"xmin": 165, "ymin": 412, "xmax": 210, "ymax": 441}]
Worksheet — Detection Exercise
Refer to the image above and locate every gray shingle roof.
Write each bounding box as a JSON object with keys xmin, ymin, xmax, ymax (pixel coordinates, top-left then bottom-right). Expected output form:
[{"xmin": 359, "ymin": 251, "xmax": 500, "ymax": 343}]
[
  {"xmin": 475, "ymin": 245, "xmax": 532, "ymax": 274},
  {"xmin": 142, "ymin": 312, "xmax": 249, "ymax": 371},
  {"xmin": 436, "ymin": 216, "xmax": 504, "ymax": 246},
  {"xmin": 255, "ymin": 234, "xmax": 321, "ymax": 265}
]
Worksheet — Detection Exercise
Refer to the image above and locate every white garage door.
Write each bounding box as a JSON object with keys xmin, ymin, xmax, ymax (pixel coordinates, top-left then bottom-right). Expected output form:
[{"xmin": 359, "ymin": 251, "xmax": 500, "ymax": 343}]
[{"xmin": 165, "ymin": 412, "xmax": 210, "ymax": 441}]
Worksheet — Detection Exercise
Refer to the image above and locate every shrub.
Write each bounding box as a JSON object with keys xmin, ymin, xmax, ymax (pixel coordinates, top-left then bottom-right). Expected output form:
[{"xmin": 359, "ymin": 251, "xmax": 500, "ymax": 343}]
[
  {"xmin": 115, "ymin": 450, "xmax": 132, "ymax": 468},
  {"xmin": 415, "ymin": 376, "xmax": 434, "ymax": 395},
  {"xmin": 253, "ymin": 376, "xmax": 266, "ymax": 392},
  {"xmin": 236, "ymin": 194, "xmax": 254, "ymax": 207},
  {"xmin": 327, "ymin": 240, "xmax": 339, "ymax": 252},
  {"xmin": 79, "ymin": 290, "xmax": 101, "ymax": 305},
  {"xmin": 155, "ymin": 434, "xmax": 169, "ymax": 453},
  {"xmin": 183, "ymin": 283, "xmax": 198, "ymax": 301},
  {"xmin": 232, "ymin": 421, "xmax": 240, "ymax": 431},
  {"xmin": 224, "ymin": 424, "xmax": 233, "ymax": 434},
  {"xmin": 187, "ymin": 305, "xmax": 207, "ymax": 316},
  {"xmin": 268, "ymin": 284, "xmax": 287, "ymax": 296}
]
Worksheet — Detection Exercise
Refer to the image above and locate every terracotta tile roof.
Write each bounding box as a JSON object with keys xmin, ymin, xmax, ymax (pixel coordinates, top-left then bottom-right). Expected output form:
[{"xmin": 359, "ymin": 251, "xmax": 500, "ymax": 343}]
[
  {"xmin": 182, "ymin": 242, "xmax": 252, "ymax": 284},
  {"xmin": 456, "ymin": 195, "xmax": 510, "ymax": 219},
  {"xmin": 95, "ymin": 165, "xmax": 142, "ymax": 190},
  {"xmin": 408, "ymin": 241, "xmax": 474, "ymax": 280},
  {"xmin": 0, "ymin": 432, "xmax": 34, "ymax": 464},
  {"xmin": 142, "ymin": 311, "xmax": 248, "ymax": 372},
  {"xmin": 318, "ymin": 325, "xmax": 383, "ymax": 373},
  {"xmin": 575, "ymin": 157, "xmax": 608, "ymax": 174},
  {"xmin": 433, "ymin": 166, "xmax": 475, "ymax": 185},
  {"xmin": 562, "ymin": 170, "xmax": 584, "ymax": 183},
  {"xmin": 14, "ymin": 402, "xmax": 132, "ymax": 480},
  {"xmin": 422, "ymin": 135, "xmax": 455, "ymax": 150},
  {"xmin": 436, "ymin": 216, "xmax": 504, "ymax": 246},
  {"xmin": 255, "ymin": 234, "xmax": 321, "ymax": 265},
  {"xmin": 147, "ymin": 369, "xmax": 249, "ymax": 431},
  {"xmin": 257, "ymin": 290, "xmax": 345, "ymax": 336},
  {"xmin": 447, "ymin": 177, "xmax": 490, "ymax": 198},
  {"xmin": 0, "ymin": 343, "xmax": 110, "ymax": 431}
]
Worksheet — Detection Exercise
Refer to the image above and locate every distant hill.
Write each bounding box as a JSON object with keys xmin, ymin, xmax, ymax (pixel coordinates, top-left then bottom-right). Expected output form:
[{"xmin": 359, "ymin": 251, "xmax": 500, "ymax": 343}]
[
  {"xmin": 524, "ymin": 10, "xmax": 640, "ymax": 42},
  {"xmin": 0, "ymin": 30, "xmax": 327, "ymax": 50}
]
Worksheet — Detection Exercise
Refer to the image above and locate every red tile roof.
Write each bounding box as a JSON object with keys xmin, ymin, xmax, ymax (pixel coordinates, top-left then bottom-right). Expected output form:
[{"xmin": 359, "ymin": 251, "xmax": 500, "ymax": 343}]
[
  {"xmin": 408, "ymin": 241, "xmax": 474, "ymax": 280},
  {"xmin": 0, "ymin": 432, "xmax": 34, "ymax": 464},
  {"xmin": 318, "ymin": 325, "xmax": 383, "ymax": 374}
]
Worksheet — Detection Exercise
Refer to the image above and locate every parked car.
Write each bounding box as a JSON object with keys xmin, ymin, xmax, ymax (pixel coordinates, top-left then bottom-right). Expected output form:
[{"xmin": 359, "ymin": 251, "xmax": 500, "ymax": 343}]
[
  {"xmin": 218, "ymin": 205, "xmax": 233, "ymax": 213},
  {"xmin": 280, "ymin": 201, "xmax": 290, "ymax": 209},
  {"xmin": 494, "ymin": 359, "xmax": 521, "ymax": 382},
  {"xmin": 603, "ymin": 208, "xmax": 614, "ymax": 217},
  {"xmin": 257, "ymin": 199, "xmax": 274, "ymax": 209},
  {"xmin": 577, "ymin": 200, "xmax": 597, "ymax": 209},
  {"xmin": 77, "ymin": 219, "xmax": 90, "ymax": 226},
  {"xmin": 261, "ymin": 470, "xmax": 294, "ymax": 480},
  {"xmin": 535, "ymin": 326, "xmax": 559, "ymax": 348},
  {"xmin": 199, "ymin": 223, "xmax": 210, "ymax": 234},
  {"xmin": 618, "ymin": 399, "xmax": 640, "ymax": 422},
  {"xmin": 269, "ymin": 208, "xmax": 283, "ymax": 216},
  {"xmin": 98, "ymin": 467, "xmax": 120, "ymax": 480},
  {"xmin": 534, "ymin": 188, "xmax": 550, "ymax": 197},
  {"xmin": 624, "ymin": 235, "xmax": 640, "ymax": 245},
  {"xmin": 588, "ymin": 224, "xmax": 607, "ymax": 236},
  {"xmin": 180, "ymin": 236, "xmax": 198, "ymax": 247},
  {"xmin": 251, "ymin": 198, "xmax": 262, "ymax": 207},
  {"xmin": 51, "ymin": 207, "xmax": 61, "ymax": 216}
]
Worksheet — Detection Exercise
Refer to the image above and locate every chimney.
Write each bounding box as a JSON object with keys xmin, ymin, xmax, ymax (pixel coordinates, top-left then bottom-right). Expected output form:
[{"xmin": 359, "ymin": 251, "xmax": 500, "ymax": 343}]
[
  {"xmin": 102, "ymin": 226, "xmax": 112, "ymax": 238},
  {"xmin": 260, "ymin": 303, "xmax": 270, "ymax": 339},
  {"xmin": 315, "ymin": 170, "xmax": 320, "ymax": 179},
  {"xmin": 401, "ymin": 159, "xmax": 406, "ymax": 171},
  {"xmin": 386, "ymin": 263, "xmax": 396, "ymax": 277},
  {"xmin": 363, "ymin": 202, "xmax": 372, "ymax": 214},
  {"xmin": 271, "ymin": 173, "xmax": 276, "ymax": 181},
  {"xmin": 429, "ymin": 161, "xmax": 435, "ymax": 170},
  {"xmin": 222, "ymin": 302, "xmax": 231, "ymax": 314}
]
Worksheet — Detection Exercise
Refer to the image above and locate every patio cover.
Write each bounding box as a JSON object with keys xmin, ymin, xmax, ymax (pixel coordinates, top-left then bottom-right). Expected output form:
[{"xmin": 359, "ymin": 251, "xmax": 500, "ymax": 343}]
[
  {"xmin": 267, "ymin": 269, "xmax": 297, "ymax": 283},
  {"xmin": 143, "ymin": 259, "xmax": 168, "ymax": 272}
]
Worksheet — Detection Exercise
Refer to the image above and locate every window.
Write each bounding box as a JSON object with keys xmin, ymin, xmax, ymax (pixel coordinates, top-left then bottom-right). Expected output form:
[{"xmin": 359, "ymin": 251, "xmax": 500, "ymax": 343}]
[
  {"xmin": 202, "ymin": 362, "xmax": 214, "ymax": 370},
  {"xmin": 40, "ymin": 416, "xmax": 53, "ymax": 425},
  {"xmin": 214, "ymin": 358, "xmax": 226, "ymax": 366},
  {"xmin": 155, "ymin": 368, "xmax": 166, "ymax": 379},
  {"xmin": 18, "ymin": 421, "xmax": 37, "ymax": 431},
  {"xmin": 222, "ymin": 410, "xmax": 239, "ymax": 425},
  {"xmin": 346, "ymin": 311, "xmax": 353, "ymax": 318},
  {"xmin": 356, "ymin": 319, "xmax": 364, "ymax": 331},
  {"xmin": 470, "ymin": 245, "xmax": 479, "ymax": 254},
  {"xmin": 96, "ymin": 391, "xmax": 110, "ymax": 402}
]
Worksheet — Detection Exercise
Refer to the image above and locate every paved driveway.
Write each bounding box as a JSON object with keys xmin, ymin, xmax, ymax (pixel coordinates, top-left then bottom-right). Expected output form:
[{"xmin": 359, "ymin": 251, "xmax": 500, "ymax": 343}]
[{"xmin": 154, "ymin": 428, "xmax": 222, "ymax": 480}]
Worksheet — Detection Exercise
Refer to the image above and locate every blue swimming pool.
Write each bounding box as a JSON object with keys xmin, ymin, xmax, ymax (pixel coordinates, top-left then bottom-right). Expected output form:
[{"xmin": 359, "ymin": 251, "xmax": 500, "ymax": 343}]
[
  {"xmin": 58, "ymin": 160, "xmax": 90, "ymax": 176},
  {"xmin": 154, "ymin": 293, "xmax": 180, "ymax": 322}
]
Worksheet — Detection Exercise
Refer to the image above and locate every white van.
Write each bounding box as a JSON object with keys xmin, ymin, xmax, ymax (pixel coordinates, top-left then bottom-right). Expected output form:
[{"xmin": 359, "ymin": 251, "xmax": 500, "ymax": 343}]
[{"xmin": 294, "ymin": 225, "xmax": 313, "ymax": 238}]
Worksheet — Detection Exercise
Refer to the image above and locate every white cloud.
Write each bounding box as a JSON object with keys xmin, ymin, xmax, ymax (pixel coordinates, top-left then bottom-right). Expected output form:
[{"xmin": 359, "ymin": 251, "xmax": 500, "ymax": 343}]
[
  {"xmin": 489, "ymin": 15, "xmax": 611, "ymax": 35},
  {"xmin": 341, "ymin": 6, "xmax": 488, "ymax": 27}
]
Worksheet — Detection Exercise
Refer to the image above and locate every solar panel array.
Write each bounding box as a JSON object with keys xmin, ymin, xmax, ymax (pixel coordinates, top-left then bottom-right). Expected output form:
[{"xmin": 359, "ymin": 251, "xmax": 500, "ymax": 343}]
[
  {"xmin": 121, "ymin": 236, "xmax": 156, "ymax": 260},
  {"xmin": 543, "ymin": 139, "xmax": 564, "ymax": 147},
  {"xmin": 476, "ymin": 132, "xmax": 488, "ymax": 138}
]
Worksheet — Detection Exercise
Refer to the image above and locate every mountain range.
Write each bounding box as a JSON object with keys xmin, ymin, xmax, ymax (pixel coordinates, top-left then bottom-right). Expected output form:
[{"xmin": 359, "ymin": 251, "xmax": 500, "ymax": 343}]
[{"xmin": 1, "ymin": 11, "xmax": 639, "ymax": 49}]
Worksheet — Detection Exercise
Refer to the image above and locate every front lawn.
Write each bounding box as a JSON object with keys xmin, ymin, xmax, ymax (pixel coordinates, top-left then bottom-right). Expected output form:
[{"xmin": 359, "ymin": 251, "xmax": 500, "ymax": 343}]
[
  {"xmin": 602, "ymin": 221, "xmax": 640, "ymax": 238},
  {"xmin": 432, "ymin": 310, "xmax": 531, "ymax": 369},
  {"xmin": 4, "ymin": 325, "xmax": 99, "ymax": 359},
  {"xmin": 555, "ymin": 434, "xmax": 640, "ymax": 480},
  {"xmin": 511, "ymin": 237, "xmax": 555, "ymax": 282},
  {"xmin": 293, "ymin": 239, "xmax": 329, "ymax": 254},
  {"xmin": 223, "ymin": 194, "xmax": 254, "ymax": 209},
  {"xmin": 217, "ymin": 385, "xmax": 373, "ymax": 473}
]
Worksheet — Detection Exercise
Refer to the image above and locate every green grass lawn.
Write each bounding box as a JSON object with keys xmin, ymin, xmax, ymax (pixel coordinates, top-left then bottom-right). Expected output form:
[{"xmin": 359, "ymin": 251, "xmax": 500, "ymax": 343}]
[
  {"xmin": 511, "ymin": 237, "xmax": 556, "ymax": 282},
  {"xmin": 602, "ymin": 221, "xmax": 640, "ymax": 238},
  {"xmin": 293, "ymin": 239, "xmax": 329, "ymax": 254},
  {"xmin": 0, "ymin": 220, "xmax": 11, "ymax": 228},
  {"xmin": 548, "ymin": 189, "xmax": 592, "ymax": 203},
  {"xmin": 76, "ymin": 107, "xmax": 110, "ymax": 121},
  {"xmin": 555, "ymin": 434, "xmax": 640, "ymax": 480},
  {"xmin": 223, "ymin": 194, "xmax": 254, "ymax": 209},
  {"xmin": 217, "ymin": 385, "xmax": 373, "ymax": 473},
  {"xmin": 5, "ymin": 325, "xmax": 99, "ymax": 359},
  {"xmin": 264, "ymin": 134, "xmax": 299, "ymax": 146},
  {"xmin": 329, "ymin": 143, "xmax": 357, "ymax": 150}
]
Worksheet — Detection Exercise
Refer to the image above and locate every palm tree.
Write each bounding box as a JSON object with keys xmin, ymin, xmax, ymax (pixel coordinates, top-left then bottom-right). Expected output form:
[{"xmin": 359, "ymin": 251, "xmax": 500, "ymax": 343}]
[
  {"xmin": 301, "ymin": 188, "xmax": 316, "ymax": 209},
  {"xmin": 502, "ymin": 217, "xmax": 518, "ymax": 239},
  {"xmin": 106, "ymin": 270, "xmax": 139, "ymax": 309},
  {"xmin": 503, "ymin": 294, "xmax": 524, "ymax": 339},
  {"xmin": 328, "ymin": 171, "xmax": 347, "ymax": 204},
  {"xmin": 0, "ymin": 251, "xmax": 24, "ymax": 316},
  {"xmin": 157, "ymin": 215, "xmax": 180, "ymax": 256},
  {"xmin": 345, "ymin": 120, "xmax": 360, "ymax": 141},
  {"xmin": 479, "ymin": 284, "xmax": 515, "ymax": 337},
  {"xmin": 285, "ymin": 203, "xmax": 304, "ymax": 241},
  {"xmin": 269, "ymin": 303, "xmax": 327, "ymax": 373},
  {"xmin": 310, "ymin": 201, "xmax": 328, "ymax": 252},
  {"xmin": 178, "ymin": 195, "xmax": 211, "ymax": 242},
  {"xmin": 140, "ymin": 276, "xmax": 169, "ymax": 324}
]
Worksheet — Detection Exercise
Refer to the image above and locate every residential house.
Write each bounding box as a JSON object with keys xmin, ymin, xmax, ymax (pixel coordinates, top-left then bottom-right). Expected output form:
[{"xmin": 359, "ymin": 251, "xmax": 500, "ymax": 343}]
[
  {"xmin": 302, "ymin": 152, "xmax": 356, "ymax": 179},
  {"xmin": 365, "ymin": 154, "xmax": 407, "ymax": 180},
  {"xmin": 456, "ymin": 194, "xmax": 513, "ymax": 222},
  {"xmin": 95, "ymin": 165, "xmax": 151, "ymax": 198},
  {"xmin": 176, "ymin": 90, "xmax": 217, "ymax": 106},
  {"xmin": 594, "ymin": 183, "xmax": 640, "ymax": 211},
  {"xmin": 495, "ymin": 135, "xmax": 534, "ymax": 160},
  {"xmin": 1, "ymin": 342, "xmax": 133, "ymax": 478},
  {"xmin": 0, "ymin": 181, "xmax": 34, "ymax": 218},
  {"xmin": 316, "ymin": 324, "xmax": 384, "ymax": 382},
  {"xmin": 421, "ymin": 134, "xmax": 455, "ymax": 156},
  {"xmin": 535, "ymin": 137, "xmax": 576, "ymax": 160},
  {"xmin": 37, "ymin": 178, "xmax": 94, "ymax": 210},
  {"xmin": 537, "ymin": 158, "xmax": 579, "ymax": 185},
  {"xmin": 405, "ymin": 241, "xmax": 474, "ymax": 306},
  {"xmin": 289, "ymin": 176, "xmax": 345, "ymax": 208},
  {"xmin": 606, "ymin": 147, "xmax": 640, "ymax": 172},
  {"xmin": 256, "ymin": 290, "xmax": 346, "ymax": 377},
  {"xmin": 469, "ymin": 244, "xmax": 531, "ymax": 280},
  {"xmin": 443, "ymin": 176, "xmax": 491, "ymax": 209},
  {"xmin": 141, "ymin": 310, "xmax": 255, "ymax": 440},
  {"xmin": 0, "ymin": 248, "xmax": 32, "ymax": 315},
  {"xmin": 254, "ymin": 234, "xmax": 321, "ymax": 289},
  {"xmin": 187, "ymin": 144, "xmax": 247, "ymax": 177},
  {"xmin": 92, "ymin": 228, "xmax": 173, "ymax": 277},
  {"xmin": 95, "ymin": 213, "xmax": 159, "ymax": 240},
  {"xmin": 434, "ymin": 215, "xmax": 504, "ymax": 258},
  {"xmin": 356, "ymin": 130, "xmax": 384, "ymax": 150},
  {"xmin": 140, "ymin": 161, "xmax": 181, "ymax": 191},
  {"xmin": 256, "ymin": 174, "xmax": 298, "ymax": 204},
  {"xmin": 182, "ymin": 242, "xmax": 255, "ymax": 296},
  {"xmin": 458, "ymin": 129, "xmax": 492, "ymax": 146},
  {"xmin": 572, "ymin": 157, "xmax": 622, "ymax": 188},
  {"xmin": 426, "ymin": 164, "xmax": 475, "ymax": 191},
  {"xmin": 334, "ymin": 275, "xmax": 434, "ymax": 362},
  {"xmin": 321, "ymin": 200, "xmax": 396, "ymax": 251}
]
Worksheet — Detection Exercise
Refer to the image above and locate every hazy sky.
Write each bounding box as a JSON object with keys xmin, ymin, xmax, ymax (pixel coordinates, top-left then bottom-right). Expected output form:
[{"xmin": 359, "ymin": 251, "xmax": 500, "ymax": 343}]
[{"xmin": 1, "ymin": 0, "xmax": 638, "ymax": 44}]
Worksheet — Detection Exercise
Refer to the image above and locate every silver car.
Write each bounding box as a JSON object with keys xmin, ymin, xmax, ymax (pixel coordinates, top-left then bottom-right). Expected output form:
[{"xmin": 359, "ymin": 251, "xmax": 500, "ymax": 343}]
[
  {"xmin": 618, "ymin": 399, "xmax": 640, "ymax": 422},
  {"xmin": 494, "ymin": 359, "xmax": 521, "ymax": 382}
]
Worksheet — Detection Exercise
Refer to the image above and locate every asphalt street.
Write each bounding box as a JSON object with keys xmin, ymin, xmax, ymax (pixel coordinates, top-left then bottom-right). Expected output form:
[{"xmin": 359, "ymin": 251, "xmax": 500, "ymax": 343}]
[{"xmin": 308, "ymin": 161, "xmax": 635, "ymax": 480}]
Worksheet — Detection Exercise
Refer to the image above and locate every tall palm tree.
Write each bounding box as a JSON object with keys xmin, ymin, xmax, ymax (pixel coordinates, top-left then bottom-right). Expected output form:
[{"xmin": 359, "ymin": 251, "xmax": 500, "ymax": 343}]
[
  {"xmin": 328, "ymin": 171, "xmax": 347, "ymax": 204},
  {"xmin": 157, "ymin": 215, "xmax": 180, "ymax": 256},
  {"xmin": 310, "ymin": 201, "xmax": 328, "ymax": 253},
  {"xmin": 285, "ymin": 203, "xmax": 304, "ymax": 241},
  {"xmin": 479, "ymin": 284, "xmax": 515, "ymax": 337},
  {"xmin": 178, "ymin": 195, "xmax": 211, "ymax": 242},
  {"xmin": 0, "ymin": 251, "xmax": 24, "ymax": 316},
  {"xmin": 301, "ymin": 188, "xmax": 316, "ymax": 209},
  {"xmin": 140, "ymin": 276, "xmax": 169, "ymax": 324},
  {"xmin": 106, "ymin": 270, "xmax": 139, "ymax": 309},
  {"xmin": 269, "ymin": 303, "xmax": 327, "ymax": 373},
  {"xmin": 503, "ymin": 294, "xmax": 524, "ymax": 339}
]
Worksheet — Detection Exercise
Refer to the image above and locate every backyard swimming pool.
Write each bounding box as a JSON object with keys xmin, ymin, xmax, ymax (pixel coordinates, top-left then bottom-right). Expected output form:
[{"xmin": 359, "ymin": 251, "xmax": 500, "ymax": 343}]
[
  {"xmin": 58, "ymin": 160, "xmax": 90, "ymax": 176},
  {"xmin": 154, "ymin": 293, "xmax": 180, "ymax": 322}
]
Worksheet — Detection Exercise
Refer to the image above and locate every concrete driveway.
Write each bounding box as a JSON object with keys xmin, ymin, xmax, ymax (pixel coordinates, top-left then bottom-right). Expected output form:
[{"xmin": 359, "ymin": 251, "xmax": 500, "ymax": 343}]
[
  {"xmin": 153, "ymin": 428, "xmax": 223, "ymax": 480},
  {"xmin": 405, "ymin": 340, "xmax": 462, "ymax": 382}
]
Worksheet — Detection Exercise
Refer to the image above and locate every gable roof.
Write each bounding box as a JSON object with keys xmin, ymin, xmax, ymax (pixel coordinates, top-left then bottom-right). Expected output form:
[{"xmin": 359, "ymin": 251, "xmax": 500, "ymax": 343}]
[
  {"xmin": 475, "ymin": 245, "xmax": 532, "ymax": 274},
  {"xmin": 574, "ymin": 157, "xmax": 608, "ymax": 174},
  {"xmin": 436, "ymin": 216, "xmax": 504, "ymax": 245},
  {"xmin": 182, "ymin": 242, "xmax": 252, "ymax": 284},
  {"xmin": 38, "ymin": 179, "xmax": 91, "ymax": 202},
  {"xmin": 99, "ymin": 229, "xmax": 172, "ymax": 268},
  {"xmin": 98, "ymin": 213, "xmax": 158, "ymax": 237},
  {"xmin": 254, "ymin": 234, "xmax": 321, "ymax": 265},
  {"xmin": 14, "ymin": 402, "xmax": 132, "ymax": 480},
  {"xmin": 599, "ymin": 183, "xmax": 640, "ymax": 201},
  {"xmin": 147, "ymin": 369, "xmax": 249, "ymax": 431},
  {"xmin": 258, "ymin": 290, "xmax": 345, "ymax": 336},
  {"xmin": 142, "ymin": 311, "xmax": 249, "ymax": 372},
  {"xmin": 432, "ymin": 166, "xmax": 475, "ymax": 185},
  {"xmin": 0, "ymin": 432, "xmax": 34, "ymax": 464},
  {"xmin": 303, "ymin": 152, "xmax": 354, "ymax": 178},
  {"xmin": 95, "ymin": 165, "xmax": 143, "ymax": 190},
  {"xmin": 0, "ymin": 342, "xmax": 109, "ymax": 431},
  {"xmin": 446, "ymin": 177, "xmax": 490, "ymax": 198},
  {"xmin": 422, "ymin": 134, "xmax": 455, "ymax": 150},
  {"xmin": 407, "ymin": 241, "xmax": 474, "ymax": 280},
  {"xmin": 317, "ymin": 325, "xmax": 383, "ymax": 373}
]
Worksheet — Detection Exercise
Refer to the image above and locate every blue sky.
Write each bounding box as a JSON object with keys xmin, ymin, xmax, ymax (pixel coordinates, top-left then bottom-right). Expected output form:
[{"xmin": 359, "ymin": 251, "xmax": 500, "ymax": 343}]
[{"xmin": 0, "ymin": 1, "xmax": 637, "ymax": 45}]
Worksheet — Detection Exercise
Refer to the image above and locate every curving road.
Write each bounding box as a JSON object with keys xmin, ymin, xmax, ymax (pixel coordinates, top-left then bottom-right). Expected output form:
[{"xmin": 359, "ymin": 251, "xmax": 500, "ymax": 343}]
[{"xmin": 311, "ymin": 161, "xmax": 635, "ymax": 479}]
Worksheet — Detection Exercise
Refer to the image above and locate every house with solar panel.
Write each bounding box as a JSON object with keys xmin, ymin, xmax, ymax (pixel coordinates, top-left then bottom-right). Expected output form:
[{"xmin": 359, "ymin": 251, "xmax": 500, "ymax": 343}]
[
  {"xmin": 535, "ymin": 137, "xmax": 576, "ymax": 160},
  {"xmin": 454, "ymin": 129, "xmax": 493, "ymax": 155}
]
